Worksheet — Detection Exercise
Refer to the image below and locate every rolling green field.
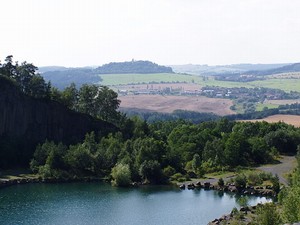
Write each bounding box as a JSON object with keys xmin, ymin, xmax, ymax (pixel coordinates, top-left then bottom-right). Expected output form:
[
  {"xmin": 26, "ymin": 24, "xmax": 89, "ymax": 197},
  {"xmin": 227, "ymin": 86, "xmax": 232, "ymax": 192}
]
[
  {"xmin": 250, "ymin": 78, "xmax": 300, "ymax": 92},
  {"xmin": 256, "ymin": 102, "xmax": 279, "ymax": 111},
  {"xmin": 98, "ymin": 73, "xmax": 300, "ymax": 92},
  {"xmin": 98, "ymin": 73, "xmax": 198, "ymax": 86}
]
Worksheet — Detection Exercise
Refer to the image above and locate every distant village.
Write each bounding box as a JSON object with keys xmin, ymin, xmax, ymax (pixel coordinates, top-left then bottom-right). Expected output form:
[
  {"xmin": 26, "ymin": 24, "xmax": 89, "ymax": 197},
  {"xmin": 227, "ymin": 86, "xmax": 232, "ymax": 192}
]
[{"xmin": 118, "ymin": 84, "xmax": 300, "ymax": 101}]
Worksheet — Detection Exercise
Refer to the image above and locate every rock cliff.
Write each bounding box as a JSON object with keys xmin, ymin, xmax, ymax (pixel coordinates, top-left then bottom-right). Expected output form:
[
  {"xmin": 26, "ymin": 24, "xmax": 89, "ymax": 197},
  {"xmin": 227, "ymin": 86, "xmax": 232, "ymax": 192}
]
[{"xmin": 0, "ymin": 76, "xmax": 116, "ymax": 167}]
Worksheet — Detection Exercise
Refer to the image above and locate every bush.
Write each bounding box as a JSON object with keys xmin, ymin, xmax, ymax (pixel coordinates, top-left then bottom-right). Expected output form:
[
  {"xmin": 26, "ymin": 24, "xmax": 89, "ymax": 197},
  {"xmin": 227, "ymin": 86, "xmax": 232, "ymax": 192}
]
[
  {"xmin": 170, "ymin": 173, "xmax": 187, "ymax": 182},
  {"xmin": 281, "ymin": 186, "xmax": 300, "ymax": 223},
  {"xmin": 259, "ymin": 172, "xmax": 273, "ymax": 181},
  {"xmin": 247, "ymin": 172, "xmax": 263, "ymax": 186},
  {"xmin": 218, "ymin": 178, "xmax": 225, "ymax": 187},
  {"xmin": 163, "ymin": 166, "xmax": 176, "ymax": 177},
  {"xmin": 234, "ymin": 174, "xmax": 247, "ymax": 189},
  {"xmin": 111, "ymin": 163, "xmax": 132, "ymax": 187},
  {"xmin": 139, "ymin": 160, "xmax": 164, "ymax": 184},
  {"xmin": 255, "ymin": 203, "xmax": 281, "ymax": 225},
  {"xmin": 271, "ymin": 174, "xmax": 280, "ymax": 194}
]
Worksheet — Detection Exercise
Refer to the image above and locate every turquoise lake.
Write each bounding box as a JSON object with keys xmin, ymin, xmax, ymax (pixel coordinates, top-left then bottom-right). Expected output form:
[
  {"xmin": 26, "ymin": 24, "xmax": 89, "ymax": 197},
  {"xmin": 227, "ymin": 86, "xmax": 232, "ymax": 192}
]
[{"xmin": 0, "ymin": 183, "xmax": 270, "ymax": 225}]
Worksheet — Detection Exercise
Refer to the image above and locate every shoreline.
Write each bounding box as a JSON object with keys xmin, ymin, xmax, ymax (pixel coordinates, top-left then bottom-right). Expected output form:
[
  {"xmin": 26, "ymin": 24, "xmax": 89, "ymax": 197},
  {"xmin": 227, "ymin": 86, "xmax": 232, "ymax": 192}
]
[{"xmin": 0, "ymin": 176, "xmax": 106, "ymax": 189}]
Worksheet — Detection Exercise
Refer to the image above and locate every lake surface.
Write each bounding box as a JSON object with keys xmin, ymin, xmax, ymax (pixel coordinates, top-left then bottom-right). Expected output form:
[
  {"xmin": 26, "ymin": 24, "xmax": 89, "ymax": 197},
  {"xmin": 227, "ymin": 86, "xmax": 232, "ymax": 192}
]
[{"xmin": 0, "ymin": 183, "xmax": 270, "ymax": 225}]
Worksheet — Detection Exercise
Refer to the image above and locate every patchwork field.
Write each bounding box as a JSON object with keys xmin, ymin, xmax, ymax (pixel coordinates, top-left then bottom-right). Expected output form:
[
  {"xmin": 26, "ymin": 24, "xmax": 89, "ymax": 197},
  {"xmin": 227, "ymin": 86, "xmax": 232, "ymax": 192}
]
[
  {"xmin": 265, "ymin": 99, "xmax": 300, "ymax": 105},
  {"xmin": 98, "ymin": 73, "xmax": 198, "ymax": 86},
  {"xmin": 250, "ymin": 78, "xmax": 300, "ymax": 92},
  {"xmin": 99, "ymin": 73, "xmax": 300, "ymax": 93},
  {"xmin": 119, "ymin": 95, "xmax": 235, "ymax": 116},
  {"xmin": 242, "ymin": 114, "xmax": 300, "ymax": 127}
]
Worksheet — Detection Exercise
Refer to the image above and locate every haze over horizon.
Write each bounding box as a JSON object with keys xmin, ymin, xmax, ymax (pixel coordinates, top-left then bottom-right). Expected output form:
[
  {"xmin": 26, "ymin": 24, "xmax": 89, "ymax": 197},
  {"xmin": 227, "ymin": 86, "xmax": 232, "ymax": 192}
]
[{"xmin": 1, "ymin": 0, "xmax": 300, "ymax": 67}]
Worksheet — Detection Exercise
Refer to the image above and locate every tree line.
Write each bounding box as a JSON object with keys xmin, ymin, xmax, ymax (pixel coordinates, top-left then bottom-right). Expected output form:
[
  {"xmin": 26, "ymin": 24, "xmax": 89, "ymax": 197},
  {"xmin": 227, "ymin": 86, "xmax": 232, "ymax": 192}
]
[
  {"xmin": 30, "ymin": 117, "xmax": 300, "ymax": 186},
  {"xmin": 0, "ymin": 56, "xmax": 121, "ymax": 125}
]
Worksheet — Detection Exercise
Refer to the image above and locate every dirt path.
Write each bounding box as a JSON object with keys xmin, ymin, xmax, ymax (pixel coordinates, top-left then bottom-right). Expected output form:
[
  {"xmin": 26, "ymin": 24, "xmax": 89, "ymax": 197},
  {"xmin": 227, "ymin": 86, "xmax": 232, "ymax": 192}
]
[
  {"xmin": 257, "ymin": 155, "xmax": 296, "ymax": 185},
  {"xmin": 180, "ymin": 156, "xmax": 296, "ymax": 187}
]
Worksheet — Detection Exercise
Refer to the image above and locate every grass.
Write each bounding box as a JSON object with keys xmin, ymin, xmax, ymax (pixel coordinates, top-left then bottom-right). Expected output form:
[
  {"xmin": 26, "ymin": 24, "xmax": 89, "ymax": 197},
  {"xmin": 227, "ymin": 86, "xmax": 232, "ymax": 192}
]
[
  {"xmin": 97, "ymin": 73, "xmax": 198, "ymax": 86},
  {"xmin": 250, "ymin": 78, "xmax": 300, "ymax": 92},
  {"xmin": 97, "ymin": 73, "xmax": 300, "ymax": 94},
  {"xmin": 256, "ymin": 103, "xmax": 279, "ymax": 111}
]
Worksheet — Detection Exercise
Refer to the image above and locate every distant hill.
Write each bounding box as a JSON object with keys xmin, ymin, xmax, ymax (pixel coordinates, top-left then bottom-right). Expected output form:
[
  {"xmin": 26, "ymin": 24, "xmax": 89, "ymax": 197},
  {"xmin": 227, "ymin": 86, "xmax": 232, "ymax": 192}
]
[
  {"xmin": 41, "ymin": 68, "xmax": 101, "ymax": 90},
  {"xmin": 40, "ymin": 60, "xmax": 173, "ymax": 89},
  {"xmin": 171, "ymin": 63, "xmax": 290, "ymax": 75},
  {"xmin": 246, "ymin": 63, "xmax": 300, "ymax": 76},
  {"xmin": 95, "ymin": 60, "xmax": 174, "ymax": 74},
  {"xmin": 38, "ymin": 66, "xmax": 69, "ymax": 73}
]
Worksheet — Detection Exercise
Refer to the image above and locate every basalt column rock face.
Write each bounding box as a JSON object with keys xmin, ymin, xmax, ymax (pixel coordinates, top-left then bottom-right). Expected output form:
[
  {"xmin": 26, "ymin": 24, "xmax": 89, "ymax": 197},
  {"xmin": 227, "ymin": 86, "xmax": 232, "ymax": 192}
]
[{"xmin": 0, "ymin": 77, "xmax": 116, "ymax": 167}]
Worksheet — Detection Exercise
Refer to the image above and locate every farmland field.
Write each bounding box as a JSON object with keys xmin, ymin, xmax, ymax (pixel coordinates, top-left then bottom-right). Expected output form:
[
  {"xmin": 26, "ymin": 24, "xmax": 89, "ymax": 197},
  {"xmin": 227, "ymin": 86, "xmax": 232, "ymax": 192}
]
[
  {"xmin": 98, "ymin": 73, "xmax": 198, "ymax": 86},
  {"xmin": 98, "ymin": 73, "xmax": 300, "ymax": 92},
  {"xmin": 264, "ymin": 99, "xmax": 300, "ymax": 105},
  {"xmin": 119, "ymin": 95, "xmax": 235, "ymax": 116},
  {"xmin": 98, "ymin": 73, "xmax": 300, "ymax": 115},
  {"xmin": 249, "ymin": 78, "xmax": 300, "ymax": 92},
  {"xmin": 242, "ymin": 114, "xmax": 300, "ymax": 127},
  {"xmin": 255, "ymin": 102, "xmax": 279, "ymax": 111}
]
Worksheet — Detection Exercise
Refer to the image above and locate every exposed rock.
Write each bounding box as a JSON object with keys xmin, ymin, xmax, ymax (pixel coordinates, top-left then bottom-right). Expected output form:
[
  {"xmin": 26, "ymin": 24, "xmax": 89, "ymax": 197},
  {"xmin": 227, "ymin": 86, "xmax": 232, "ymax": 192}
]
[{"xmin": 0, "ymin": 77, "xmax": 116, "ymax": 167}]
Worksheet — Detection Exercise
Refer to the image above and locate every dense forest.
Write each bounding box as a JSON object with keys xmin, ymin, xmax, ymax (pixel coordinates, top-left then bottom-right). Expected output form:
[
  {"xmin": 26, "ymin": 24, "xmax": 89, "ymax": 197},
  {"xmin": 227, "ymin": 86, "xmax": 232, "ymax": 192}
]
[
  {"xmin": 29, "ymin": 117, "xmax": 300, "ymax": 185},
  {"xmin": 95, "ymin": 60, "xmax": 174, "ymax": 74}
]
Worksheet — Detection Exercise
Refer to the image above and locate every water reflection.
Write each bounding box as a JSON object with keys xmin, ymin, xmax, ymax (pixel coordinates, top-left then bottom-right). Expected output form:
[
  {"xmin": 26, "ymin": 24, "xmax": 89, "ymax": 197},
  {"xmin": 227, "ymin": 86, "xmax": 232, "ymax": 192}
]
[{"xmin": 0, "ymin": 183, "xmax": 271, "ymax": 225}]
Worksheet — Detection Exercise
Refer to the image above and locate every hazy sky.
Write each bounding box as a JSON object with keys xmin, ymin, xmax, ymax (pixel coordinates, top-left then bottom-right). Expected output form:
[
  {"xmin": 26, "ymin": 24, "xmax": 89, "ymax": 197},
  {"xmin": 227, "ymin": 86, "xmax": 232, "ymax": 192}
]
[{"xmin": 1, "ymin": 0, "xmax": 300, "ymax": 67}]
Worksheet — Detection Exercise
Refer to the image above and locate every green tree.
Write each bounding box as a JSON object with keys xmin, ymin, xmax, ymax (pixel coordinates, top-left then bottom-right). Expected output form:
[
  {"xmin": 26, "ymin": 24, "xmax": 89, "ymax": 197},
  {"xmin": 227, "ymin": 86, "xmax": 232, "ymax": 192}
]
[
  {"xmin": 78, "ymin": 84, "xmax": 98, "ymax": 116},
  {"xmin": 78, "ymin": 84, "xmax": 121, "ymax": 123},
  {"xmin": 65, "ymin": 145, "xmax": 93, "ymax": 174},
  {"xmin": 281, "ymin": 186, "xmax": 300, "ymax": 223},
  {"xmin": 27, "ymin": 74, "xmax": 50, "ymax": 98},
  {"xmin": 15, "ymin": 61, "xmax": 38, "ymax": 94},
  {"xmin": 61, "ymin": 83, "xmax": 78, "ymax": 110},
  {"xmin": 192, "ymin": 153, "xmax": 201, "ymax": 175},
  {"xmin": 234, "ymin": 174, "xmax": 247, "ymax": 189},
  {"xmin": 271, "ymin": 174, "xmax": 280, "ymax": 194},
  {"xmin": 111, "ymin": 163, "xmax": 131, "ymax": 187},
  {"xmin": 224, "ymin": 132, "xmax": 249, "ymax": 166},
  {"xmin": 255, "ymin": 203, "xmax": 281, "ymax": 225},
  {"xmin": 95, "ymin": 86, "xmax": 121, "ymax": 123},
  {"xmin": 0, "ymin": 55, "xmax": 16, "ymax": 78},
  {"xmin": 139, "ymin": 160, "xmax": 163, "ymax": 183}
]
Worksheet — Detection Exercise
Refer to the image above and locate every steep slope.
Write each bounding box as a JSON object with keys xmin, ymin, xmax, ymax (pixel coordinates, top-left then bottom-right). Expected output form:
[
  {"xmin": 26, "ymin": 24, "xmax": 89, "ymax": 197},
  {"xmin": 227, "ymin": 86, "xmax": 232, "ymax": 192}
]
[{"xmin": 0, "ymin": 76, "xmax": 116, "ymax": 168}]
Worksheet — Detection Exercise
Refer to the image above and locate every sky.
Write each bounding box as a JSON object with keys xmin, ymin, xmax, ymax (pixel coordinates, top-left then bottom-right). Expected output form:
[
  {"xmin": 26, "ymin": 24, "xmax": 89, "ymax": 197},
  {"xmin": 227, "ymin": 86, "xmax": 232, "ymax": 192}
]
[{"xmin": 1, "ymin": 0, "xmax": 300, "ymax": 67}]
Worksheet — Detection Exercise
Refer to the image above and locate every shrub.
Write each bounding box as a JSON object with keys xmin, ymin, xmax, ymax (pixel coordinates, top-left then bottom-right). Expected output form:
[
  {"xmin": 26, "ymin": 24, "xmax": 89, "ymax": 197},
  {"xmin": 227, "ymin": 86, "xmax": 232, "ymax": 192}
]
[
  {"xmin": 111, "ymin": 163, "xmax": 132, "ymax": 187},
  {"xmin": 255, "ymin": 203, "xmax": 281, "ymax": 225},
  {"xmin": 163, "ymin": 166, "xmax": 176, "ymax": 177},
  {"xmin": 247, "ymin": 172, "xmax": 263, "ymax": 186},
  {"xmin": 218, "ymin": 178, "xmax": 225, "ymax": 187},
  {"xmin": 234, "ymin": 174, "xmax": 247, "ymax": 189},
  {"xmin": 170, "ymin": 173, "xmax": 188, "ymax": 182}
]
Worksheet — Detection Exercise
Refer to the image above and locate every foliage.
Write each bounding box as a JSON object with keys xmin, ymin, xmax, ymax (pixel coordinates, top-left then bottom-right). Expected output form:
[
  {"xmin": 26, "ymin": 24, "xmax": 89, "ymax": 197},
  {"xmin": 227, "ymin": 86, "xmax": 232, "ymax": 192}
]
[
  {"xmin": 139, "ymin": 160, "xmax": 164, "ymax": 184},
  {"xmin": 30, "ymin": 118, "xmax": 300, "ymax": 184},
  {"xmin": 271, "ymin": 174, "xmax": 280, "ymax": 194},
  {"xmin": 111, "ymin": 163, "xmax": 132, "ymax": 187},
  {"xmin": 254, "ymin": 203, "xmax": 282, "ymax": 225},
  {"xmin": 95, "ymin": 60, "xmax": 173, "ymax": 74},
  {"xmin": 218, "ymin": 178, "xmax": 224, "ymax": 187},
  {"xmin": 247, "ymin": 172, "xmax": 263, "ymax": 186},
  {"xmin": 0, "ymin": 56, "xmax": 50, "ymax": 99},
  {"xmin": 234, "ymin": 174, "xmax": 247, "ymax": 189}
]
